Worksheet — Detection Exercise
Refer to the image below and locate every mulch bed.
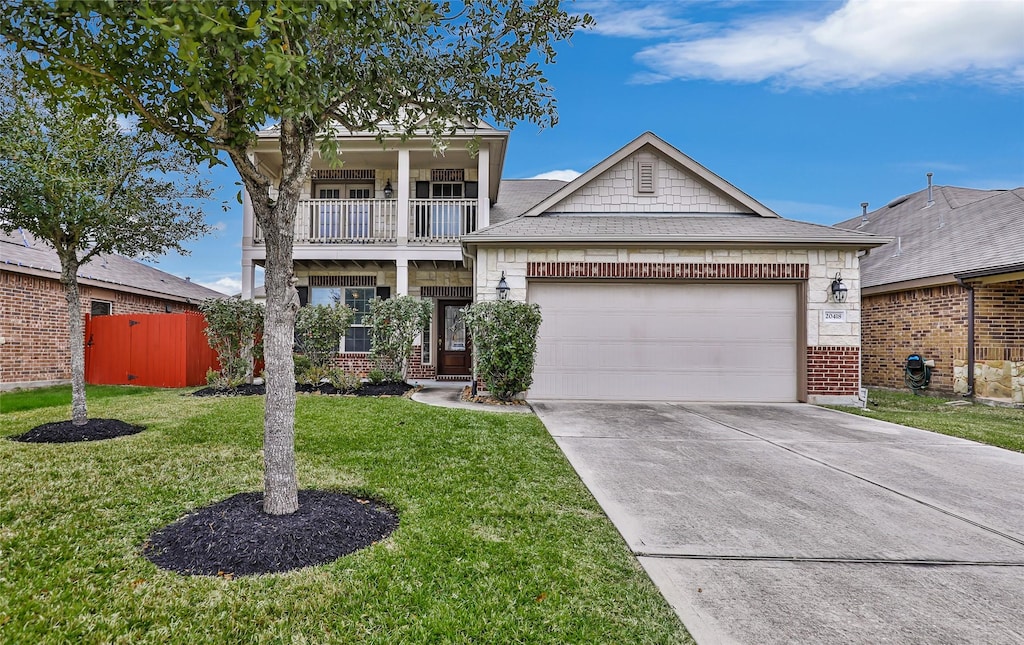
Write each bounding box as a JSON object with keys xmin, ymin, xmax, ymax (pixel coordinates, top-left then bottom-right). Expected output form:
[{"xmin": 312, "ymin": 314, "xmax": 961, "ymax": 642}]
[
  {"xmin": 143, "ymin": 490, "xmax": 399, "ymax": 577},
  {"xmin": 460, "ymin": 386, "xmax": 529, "ymax": 407},
  {"xmin": 192, "ymin": 382, "xmax": 414, "ymax": 398},
  {"xmin": 8, "ymin": 418, "xmax": 144, "ymax": 444}
]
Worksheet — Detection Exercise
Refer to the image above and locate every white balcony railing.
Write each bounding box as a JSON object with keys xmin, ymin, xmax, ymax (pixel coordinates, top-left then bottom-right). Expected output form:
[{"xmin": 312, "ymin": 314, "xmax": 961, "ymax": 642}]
[
  {"xmin": 252, "ymin": 198, "xmax": 479, "ymax": 245},
  {"xmin": 409, "ymin": 199, "xmax": 478, "ymax": 244}
]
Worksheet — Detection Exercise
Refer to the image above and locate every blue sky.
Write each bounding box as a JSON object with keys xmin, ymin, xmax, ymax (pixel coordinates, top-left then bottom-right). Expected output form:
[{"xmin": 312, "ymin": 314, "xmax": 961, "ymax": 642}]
[{"xmin": 148, "ymin": 0, "xmax": 1024, "ymax": 294}]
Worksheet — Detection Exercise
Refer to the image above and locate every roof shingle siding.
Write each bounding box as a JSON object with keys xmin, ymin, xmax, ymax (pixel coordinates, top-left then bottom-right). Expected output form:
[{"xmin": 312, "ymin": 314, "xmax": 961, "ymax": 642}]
[
  {"xmin": 490, "ymin": 179, "xmax": 567, "ymax": 223},
  {"xmin": 466, "ymin": 213, "xmax": 889, "ymax": 245},
  {"xmin": 834, "ymin": 186, "xmax": 1024, "ymax": 288},
  {"xmin": 0, "ymin": 230, "xmax": 226, "ymax": 302}
]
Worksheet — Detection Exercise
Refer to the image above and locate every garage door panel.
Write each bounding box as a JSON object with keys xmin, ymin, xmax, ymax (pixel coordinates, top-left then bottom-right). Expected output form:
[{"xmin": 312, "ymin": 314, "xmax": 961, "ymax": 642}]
[{"xmin": 529, "ymin": 282, "xmax": 798, "ymax": 402}]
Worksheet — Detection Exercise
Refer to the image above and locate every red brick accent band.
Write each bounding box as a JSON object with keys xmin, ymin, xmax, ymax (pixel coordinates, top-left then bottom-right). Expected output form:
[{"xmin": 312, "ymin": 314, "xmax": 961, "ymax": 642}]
[
  {"xmin": 807, "ymin": 346, "xmax": 860, "ymax": 395},
  {"xmin": 527, "ymin": 262, "xmax": 809, "ymax": 280}
]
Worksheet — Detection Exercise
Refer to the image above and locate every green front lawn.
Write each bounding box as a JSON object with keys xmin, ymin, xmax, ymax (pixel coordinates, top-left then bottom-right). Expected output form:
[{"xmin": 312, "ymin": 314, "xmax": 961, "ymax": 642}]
[
  {"xmin": 0, "ymin": 384, "xmax": 156, "ymax": 413},
  {"xmin": 0, "ymin": 388, "xmax": 690, "ymax": 644},
  {"xmin": 838, "ymin": 389, "xmax": 1024, "ymax": 453}
]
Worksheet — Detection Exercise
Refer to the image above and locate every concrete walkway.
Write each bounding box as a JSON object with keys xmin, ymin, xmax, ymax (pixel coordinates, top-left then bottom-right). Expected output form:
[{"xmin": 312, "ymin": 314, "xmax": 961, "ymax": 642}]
[
  {"xmin": 533, "ymin": 401, "xmax": 1024, "ymax": 645},
  {"xmin": 410, "ymin": 381, "xmax": 534, "ymax": 414}
]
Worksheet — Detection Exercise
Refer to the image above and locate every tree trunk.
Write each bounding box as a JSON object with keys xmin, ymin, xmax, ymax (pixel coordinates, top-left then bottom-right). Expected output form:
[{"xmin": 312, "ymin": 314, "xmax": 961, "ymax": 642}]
[
  {"xmin": 59, "ymin": 257, "xmax": 87, "ymax": 426},
  {"xmin": 232, "ymin": 117, "xmax": 317, "ymax": 516}
]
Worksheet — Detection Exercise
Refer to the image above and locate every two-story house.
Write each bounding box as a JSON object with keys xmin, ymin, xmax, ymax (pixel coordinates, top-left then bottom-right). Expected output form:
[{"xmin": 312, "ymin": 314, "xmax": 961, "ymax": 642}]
[{"xmin": 241, "ymin": 127, "xmax": 887, "ymax": 405}]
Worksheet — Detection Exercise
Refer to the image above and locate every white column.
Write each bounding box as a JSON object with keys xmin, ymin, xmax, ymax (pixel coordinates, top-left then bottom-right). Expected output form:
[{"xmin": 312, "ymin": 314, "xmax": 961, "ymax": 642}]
[
  {"xmin": 477, "ymin": 144, "xmax": 490, "ymax": 230},
  {"xmin": 396, "ymin": 258, "xmax": 409, "ymax": 296},
  {"xmin": 242, "ymin": 181, "xmax": 255, "ymax": 246},
  {"xmin": 397, "ymin": 148, "xmax": 410, "ymax": 245},
  {"xmin": 241, "ymin": 259, "xmax": 255, "ymax": 299}
]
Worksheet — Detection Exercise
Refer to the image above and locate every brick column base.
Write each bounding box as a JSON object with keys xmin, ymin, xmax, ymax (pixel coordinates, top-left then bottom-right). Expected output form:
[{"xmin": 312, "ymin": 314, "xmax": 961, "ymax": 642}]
[{"xmin": 807, "ymin": 346, "xmax": 862, "ymax": 406}]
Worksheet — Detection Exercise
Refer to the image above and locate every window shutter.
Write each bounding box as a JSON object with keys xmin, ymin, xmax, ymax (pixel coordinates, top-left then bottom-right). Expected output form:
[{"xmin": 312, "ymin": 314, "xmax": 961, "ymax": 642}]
[
  {"xmin": 415, "ymin": 181, "xmax": 430, "ymax": 199},
  {"xmin": 464, "ymin": 181, "xmax": 479, "ymax": 199},
  {"xmin": 376, "ymin": 286, "xmax": 391, "ymax": 300},
  {"xmin": 636, "ymin": 161, "xmax": 656, "ymax": 194},
  {"xmin": 297, "ymin": 286, "xmax": 308, "ymax": 307}
]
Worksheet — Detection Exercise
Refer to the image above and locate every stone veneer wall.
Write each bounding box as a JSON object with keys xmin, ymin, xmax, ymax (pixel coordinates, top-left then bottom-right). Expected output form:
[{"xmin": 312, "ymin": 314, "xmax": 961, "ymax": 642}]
[
  {"xmin": 475, "ymin": 247, "xmax": 863, "ymax": 401},
  {"xmin": 0, "ymin": 270, "xmax": 198, "ymax": 389},
  {"xmin": 548, "ymin": 150, "xmax": 749, "ymax": 214}
]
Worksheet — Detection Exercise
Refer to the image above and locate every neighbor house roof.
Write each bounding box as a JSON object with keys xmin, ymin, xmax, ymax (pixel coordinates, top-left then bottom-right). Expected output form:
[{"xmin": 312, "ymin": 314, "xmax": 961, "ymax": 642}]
[
  {"xmin": 464, "ymin": 215, "xmax": 890, "ymax": 248},
  {"xmin": 834, "ymin": 186, "xmax": 1024, "ymax": 290},
  {"xmin": 0, "ymin": 229, "xmax": 226, "ymax": 303}
]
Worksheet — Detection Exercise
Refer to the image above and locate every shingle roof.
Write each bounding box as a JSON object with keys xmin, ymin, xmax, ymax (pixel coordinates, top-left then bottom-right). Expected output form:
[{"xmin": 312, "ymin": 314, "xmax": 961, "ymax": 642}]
[
  {"xmin": 834, "ymin": 186, "xmax": 1024, "ymax": 288},
  {"xmin": 490, "ymin": 179, "xmax": 567, "ymax": 223},
  {"xmin": 464, "ymin": 214, "xmax": 889, "ymax": 247},
  {"xmin": 0, "ymin": 229, "xmax": 226, "ymax": 302}
]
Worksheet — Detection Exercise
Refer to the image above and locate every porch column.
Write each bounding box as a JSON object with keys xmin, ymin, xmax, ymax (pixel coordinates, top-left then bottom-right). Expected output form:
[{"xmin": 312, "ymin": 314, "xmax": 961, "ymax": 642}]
[
  {"xmin": 477, "ymin": 144, "xmax": 490, "ymax": 230},
  {"xmin": 397, "ymin": 148, "xmax": 410, "ymax": 245},
  {"xmin": 241, "ymin": 179, "xmax": 255, "ymax": 246},
  {"xmin": 241, "ymin": 259, "xmax": 255, "ymax": 299},
  {"xmin": 396, "ymin": 258, "xmax": 409, "ymax": 296}
]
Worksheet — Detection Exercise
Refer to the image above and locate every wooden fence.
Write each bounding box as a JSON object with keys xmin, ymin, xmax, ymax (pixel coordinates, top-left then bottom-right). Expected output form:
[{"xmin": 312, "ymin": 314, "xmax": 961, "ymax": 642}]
[{"xmin": 85, "ymin": 312, "xmax": 218, "ymax": 387}]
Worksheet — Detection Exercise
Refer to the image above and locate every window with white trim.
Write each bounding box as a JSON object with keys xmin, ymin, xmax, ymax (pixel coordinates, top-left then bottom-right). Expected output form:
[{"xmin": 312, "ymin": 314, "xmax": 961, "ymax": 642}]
[{"xmin": 309, "ymin": 285, "xmax": 382, "ymax": 353}]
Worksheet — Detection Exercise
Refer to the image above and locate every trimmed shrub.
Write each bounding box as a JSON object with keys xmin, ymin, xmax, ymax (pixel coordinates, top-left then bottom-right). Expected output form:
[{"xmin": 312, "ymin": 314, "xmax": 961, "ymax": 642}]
[
  {"xmin": 464, "ymin": 300, "xmax": 542, "ymax": 401},
  {"xmin": 365, "ymin": 295, "xmax": 432, "ymax": 380},
  {"xmin": 200, "ymin": 298, "xmax": 264, "ymax": 388},
  {"xmin": 294, "ymin": 303, "xmax": 354, "ymax": 369}
]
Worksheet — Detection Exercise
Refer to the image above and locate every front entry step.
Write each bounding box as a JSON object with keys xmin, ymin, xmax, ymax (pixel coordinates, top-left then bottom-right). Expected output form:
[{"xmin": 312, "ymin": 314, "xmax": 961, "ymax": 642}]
[{"xmin": 435, "ymin": 375, "xmax": 471, "ymax": 382}]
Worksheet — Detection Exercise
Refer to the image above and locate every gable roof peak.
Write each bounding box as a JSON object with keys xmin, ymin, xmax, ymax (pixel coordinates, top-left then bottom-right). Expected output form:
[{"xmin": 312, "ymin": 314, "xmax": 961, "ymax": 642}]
[{"xmin": 522, "ymin": 131, "xmax": 780, "ymax": 218}]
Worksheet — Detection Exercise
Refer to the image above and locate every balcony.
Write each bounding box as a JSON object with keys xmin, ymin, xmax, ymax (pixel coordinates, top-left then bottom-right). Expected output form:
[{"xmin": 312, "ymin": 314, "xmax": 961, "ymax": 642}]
[{"xmin": 253, "ymin": 198, "xmax": 479, "ymax": 246}]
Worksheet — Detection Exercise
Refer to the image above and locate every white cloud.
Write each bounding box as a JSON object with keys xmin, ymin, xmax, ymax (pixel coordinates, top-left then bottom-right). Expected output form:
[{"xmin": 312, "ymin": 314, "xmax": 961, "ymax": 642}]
[
  {"xmin": 579, "ymin": 1, "xmax": 701, "ymax": 39},
  {"xmin": 632, "ymin": 0, "xmax": 1024, "ymax": 88},
  {"xmin": 529, "ymin": 169, "xmax": 582, "ymax": 182},
  {"xmin": 210, "ymin": 221, "xmax": 228, "ymax": 232},
  {"xmin": 197, "ymin": 276, "xmax": 242, "ymax": 295}
]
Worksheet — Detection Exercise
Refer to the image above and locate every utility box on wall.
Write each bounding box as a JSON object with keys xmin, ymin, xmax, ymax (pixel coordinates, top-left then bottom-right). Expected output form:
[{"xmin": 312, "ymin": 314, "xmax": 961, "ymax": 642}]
[{"xmin": 85, "ymin": 312, "xmax": 218, "ymax": 387}]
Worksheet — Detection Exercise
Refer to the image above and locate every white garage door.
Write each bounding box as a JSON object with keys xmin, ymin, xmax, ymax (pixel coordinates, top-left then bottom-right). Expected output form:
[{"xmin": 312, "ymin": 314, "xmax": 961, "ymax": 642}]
[{"xmin": 529, "ymin": 282, "xmax": 798, "ymax": 402}]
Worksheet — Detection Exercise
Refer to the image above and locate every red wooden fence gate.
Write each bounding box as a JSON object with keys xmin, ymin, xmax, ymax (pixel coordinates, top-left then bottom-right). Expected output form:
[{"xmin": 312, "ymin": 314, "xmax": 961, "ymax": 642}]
[{"xmin": 85, "ymin": 312, "xmax": 218, "ymax": 387}]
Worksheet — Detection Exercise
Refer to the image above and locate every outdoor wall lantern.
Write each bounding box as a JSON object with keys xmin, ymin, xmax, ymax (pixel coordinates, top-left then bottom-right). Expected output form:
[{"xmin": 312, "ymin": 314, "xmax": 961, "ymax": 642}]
[
  {"xmin": 830, "ymin": 272, "xmax": 848, "ymax": 303},
  {"xmin": 496, "ymin": 271, "xmax": 510, "ymax": 300},
  {"xmin": 383, "ymin": 180, "xmax": 394, "ymax": 199}
]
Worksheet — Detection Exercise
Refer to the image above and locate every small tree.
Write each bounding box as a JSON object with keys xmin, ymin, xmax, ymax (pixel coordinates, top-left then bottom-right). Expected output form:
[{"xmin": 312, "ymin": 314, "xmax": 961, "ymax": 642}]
[
  {"xmin": 200, "ymin": 298, "xmax": 264, "ymax": 388},
  {"xmin": 294, "ymin": 303, "xmax": 354, "ymax": 372},
  {"xmin": 365, "ymin": 296, "xmax": 432, "ymax": 381},
  {"xmin": 464, "ymin": 300, "xmax": 543, "ymax": 401},
  {"xmin": 0, "ymin": 52, "xmax": 211, "ymax": 425}
]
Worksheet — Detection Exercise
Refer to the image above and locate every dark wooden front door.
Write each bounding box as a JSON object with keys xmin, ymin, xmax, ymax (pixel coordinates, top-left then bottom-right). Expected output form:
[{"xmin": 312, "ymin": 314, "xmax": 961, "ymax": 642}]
[{"xmin": 437, "ymin": 300, "xmax": 471, "ymax": 375}]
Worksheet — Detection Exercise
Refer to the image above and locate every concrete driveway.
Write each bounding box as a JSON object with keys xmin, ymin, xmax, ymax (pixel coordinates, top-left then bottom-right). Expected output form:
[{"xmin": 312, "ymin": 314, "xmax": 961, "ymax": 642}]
[{"xmin": 532, "ymin": 401, "xmax": 1024, "ymax": 645}]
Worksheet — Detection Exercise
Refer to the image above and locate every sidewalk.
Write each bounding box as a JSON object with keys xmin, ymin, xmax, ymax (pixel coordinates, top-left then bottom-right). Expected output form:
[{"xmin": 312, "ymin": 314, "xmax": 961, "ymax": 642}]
[{"xmin": 409, "ymin": 381, "xmax": 534, "ymax": 414}]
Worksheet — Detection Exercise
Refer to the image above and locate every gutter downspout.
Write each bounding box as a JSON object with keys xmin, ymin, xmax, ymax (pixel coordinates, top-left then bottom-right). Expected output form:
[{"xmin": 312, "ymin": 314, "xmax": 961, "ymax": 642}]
[{"xmin": 956, "ymin": 277, "xmax": 975, "ymax": 397}]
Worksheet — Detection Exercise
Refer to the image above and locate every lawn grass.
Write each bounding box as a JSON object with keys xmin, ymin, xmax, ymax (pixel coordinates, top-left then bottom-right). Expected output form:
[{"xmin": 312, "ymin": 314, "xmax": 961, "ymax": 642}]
[
  {"xmin": 0, "ymin": 384, "xmax": 156, "ymax": 413},
  {"xmin": 0, "ymin": 389, "xmax": 691, "ymax": 644},
  {"xmin": 836, "ymin": 389, "xmax": 1024, "ymax": 453}
]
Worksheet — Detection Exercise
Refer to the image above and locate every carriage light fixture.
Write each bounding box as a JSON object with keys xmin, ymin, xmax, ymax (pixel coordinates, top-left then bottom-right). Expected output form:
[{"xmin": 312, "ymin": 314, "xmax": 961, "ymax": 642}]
[
  {"xmin": 496, "ymin": 272, "xmax": 510, "ymax": 300},
  {"xmin": 830, "ymin": 272, "xmax": 848, "ymax": 303},
  {"xmin": 383, "ymin": 180, "xmax": 394, "ymax": 199}
]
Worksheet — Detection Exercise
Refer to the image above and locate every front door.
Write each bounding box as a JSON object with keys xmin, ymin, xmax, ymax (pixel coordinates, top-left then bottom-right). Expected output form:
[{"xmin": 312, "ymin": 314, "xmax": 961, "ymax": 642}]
[{"xmin": 437, "ymin": 300, "xmax": 471, "ymax": 375}]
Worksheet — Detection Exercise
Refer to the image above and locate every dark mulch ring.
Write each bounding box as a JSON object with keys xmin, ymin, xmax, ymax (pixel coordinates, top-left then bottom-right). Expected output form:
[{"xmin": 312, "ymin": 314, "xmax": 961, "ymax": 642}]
[
  {"xmin": 460, "ymin": 386, "xmax": 529, "ymax": 406},
  {"xmin": 8, "ymin": 418, "xmax": 145, "ymax": 444},
  {"xmin": 143, "ymin": 490, "xmax": 399, "ymax": 577},
  {"xmin": 192, "ymin": 381, "xmax": 415, "ymax": 398}
]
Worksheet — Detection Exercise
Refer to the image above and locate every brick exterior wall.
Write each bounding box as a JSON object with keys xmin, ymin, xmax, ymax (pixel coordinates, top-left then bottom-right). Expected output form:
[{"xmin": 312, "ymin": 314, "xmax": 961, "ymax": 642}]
[
  {"xmin": 0, "ymin": 270, "xmax": 199, "ymax": 388},
  {"xmin": 861, "ymin": 280, "xmax": 1023, "ymax": 401},
  {"xmin": 860, "ymin": 284, "xmax": 968, "ymax": 393},
  {"xmin": 807, "ymin": 346, "xmax": 861, "ymax": 395},
  {"xmin": 331, "ymin": 346, "xmax": 436, "ymax": 380}
]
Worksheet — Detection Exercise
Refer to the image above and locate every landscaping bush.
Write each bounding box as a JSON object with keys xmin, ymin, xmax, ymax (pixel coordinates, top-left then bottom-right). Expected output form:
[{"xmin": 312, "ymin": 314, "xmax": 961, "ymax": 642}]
[
  {"xmin": 200, "ymin": 298, "xmax": 264, "ymax": 388},
  {"xmin": 365, "ymin": 295, "xmax": 432, "ymax": 380},
  {"xmin": 464, "ymin": 300, "xmax": 543, "ymax": 401},
  {"xmin": 294, "ymin": 303, "xmax": 354, "ymax": 370}
]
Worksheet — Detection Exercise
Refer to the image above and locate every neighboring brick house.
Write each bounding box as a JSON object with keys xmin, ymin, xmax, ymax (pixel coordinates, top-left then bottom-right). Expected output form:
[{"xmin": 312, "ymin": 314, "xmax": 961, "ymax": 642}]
[
  {"xmin": 836, "ymin": 184, "xmax": 1024, "ymax": 404},
  {"xmin": 1, "ymin": 229, "xmax": 225, "ymax": 390},
  {"xmin": 243, "ymin": 129, "xmax": 886, "ymax": 404}
]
